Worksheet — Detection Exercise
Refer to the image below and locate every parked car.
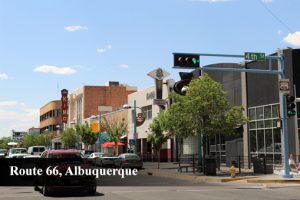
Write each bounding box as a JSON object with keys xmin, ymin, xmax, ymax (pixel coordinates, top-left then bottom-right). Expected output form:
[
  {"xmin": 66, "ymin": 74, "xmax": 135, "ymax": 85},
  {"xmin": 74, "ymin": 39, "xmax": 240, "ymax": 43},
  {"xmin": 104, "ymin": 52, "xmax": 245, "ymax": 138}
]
[
  {"xmin": 87, "ymin": 152, "xmax": 104, "ymax": 165},
  {"xmin": 34, "ymin": 149, "xmax": 96, "ymax": 196},
  {"xmin": 0, "ymin": 149, "xmax": 7, "ymax": 158},
  {"xmin": 81, "ymin": 150, "xmax": 95, "ymax": 158},
  {"xmin": 6, "ymin": 148, "xmax": 27, "ymax": 158},
  {"xmin": 114, "ymin": 153, "xmax": 143, "ymax": 169},
  {"xmin": 95, "ymin": 153, "xmax": 117, "ymax": 167},
  {"xmin": 27, "ymin": 146, "xmax": 46, "ymax": 155},
  {"xmin": 9, "ymin": 153, "xmax": 31, "ymax": 158}
]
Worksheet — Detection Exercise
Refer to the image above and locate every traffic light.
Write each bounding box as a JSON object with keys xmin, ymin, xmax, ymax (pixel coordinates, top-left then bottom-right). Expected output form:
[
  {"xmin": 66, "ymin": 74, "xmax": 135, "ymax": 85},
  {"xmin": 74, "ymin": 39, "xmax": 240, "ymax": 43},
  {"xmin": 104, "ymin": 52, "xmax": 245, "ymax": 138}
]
[
  {"xmin": 173, "ymin": 72, "xmax": 194, "ymax": 96},
  {"xmin": 286, "ymin": 95, "xmax": 296, "ymax": 117},
  {"xmin": 174, "ymin": 53, "xmax": 200, "ymax": 68}
]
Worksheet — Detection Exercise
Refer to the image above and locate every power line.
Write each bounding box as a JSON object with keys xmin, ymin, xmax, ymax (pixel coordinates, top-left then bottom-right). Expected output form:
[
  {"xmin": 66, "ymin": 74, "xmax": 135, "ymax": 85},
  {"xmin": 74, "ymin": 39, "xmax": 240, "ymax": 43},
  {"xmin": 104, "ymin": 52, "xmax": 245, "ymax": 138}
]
[{"xmin": 257, "ymin": 0, "xmax": 294, "ymax": 33}]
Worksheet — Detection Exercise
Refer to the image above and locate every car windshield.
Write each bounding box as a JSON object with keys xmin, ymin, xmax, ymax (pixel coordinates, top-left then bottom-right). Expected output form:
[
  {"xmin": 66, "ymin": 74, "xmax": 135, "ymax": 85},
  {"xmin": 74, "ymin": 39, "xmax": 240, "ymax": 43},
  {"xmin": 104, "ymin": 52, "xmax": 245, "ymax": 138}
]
[
  {"xmin": 125, "ymin": 154, "xmax": 139, "ymax": 159},
  {"xmin": 0, "ymin": 149, "xmax": 6, "ymax": 153},
  {"xmin": 48, "ymin": 153, "xmax": 84, "ymax": 164},
  {"xmin": 12, "ymin": 149, "xmax": 27, "ymax": 154}
]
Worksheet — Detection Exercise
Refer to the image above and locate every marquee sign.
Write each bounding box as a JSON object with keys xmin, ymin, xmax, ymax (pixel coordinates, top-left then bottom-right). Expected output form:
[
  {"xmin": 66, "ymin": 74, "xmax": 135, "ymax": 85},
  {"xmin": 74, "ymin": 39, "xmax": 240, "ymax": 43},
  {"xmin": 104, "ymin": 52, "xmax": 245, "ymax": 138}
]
[{"xmin": 61, "ymin": 89, "xmax": 68, "ymax": 124}]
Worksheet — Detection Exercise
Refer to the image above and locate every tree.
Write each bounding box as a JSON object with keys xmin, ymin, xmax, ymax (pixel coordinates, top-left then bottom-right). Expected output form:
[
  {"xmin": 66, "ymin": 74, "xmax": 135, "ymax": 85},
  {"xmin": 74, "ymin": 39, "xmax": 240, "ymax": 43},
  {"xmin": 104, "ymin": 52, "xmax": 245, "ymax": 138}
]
[
  {"xmin": 164, "ymin": 73, "xmax": 247, "ymax": 163},
  {"xmin": 23, "ymin": 134, "xmax": 37, "ymax": 148},
  {"xmin": 75, "ymin": 123, "xmax": 98, "ymax": 150},
  {"xmin": 61, "ymin": 128, "xmax": 80, "ymax": 149},
  {"xmin": 0, "ymin": 136, "xmax": 12, "ymax": 149},
  {"xmin": 104, "ymin": 117, "xmax": 127, "ymax": 155},
  {"xmin": 147, "ymin": 112, "xmax": 168, "ymax": 168},
  {"xmin": 36, "ymin": 132, "xmax": 52, "ymax": 147}
]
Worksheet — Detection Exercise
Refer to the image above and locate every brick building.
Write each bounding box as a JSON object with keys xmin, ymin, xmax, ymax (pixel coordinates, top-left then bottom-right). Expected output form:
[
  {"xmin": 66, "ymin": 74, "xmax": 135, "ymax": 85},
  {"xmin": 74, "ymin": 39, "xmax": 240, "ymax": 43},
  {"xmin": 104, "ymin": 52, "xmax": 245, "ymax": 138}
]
[{"xmin": 67, "ymin": 81, "xmax": 136, "ymax": 127}]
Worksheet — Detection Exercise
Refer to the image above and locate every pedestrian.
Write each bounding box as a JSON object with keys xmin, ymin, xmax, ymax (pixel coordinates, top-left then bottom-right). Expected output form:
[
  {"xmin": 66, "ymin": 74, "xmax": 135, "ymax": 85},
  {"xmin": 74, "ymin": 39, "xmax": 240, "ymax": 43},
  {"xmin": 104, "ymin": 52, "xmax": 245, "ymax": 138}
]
[{"xmin": 289, "ymin": 154, "xmax": 297, "ymax": 170}]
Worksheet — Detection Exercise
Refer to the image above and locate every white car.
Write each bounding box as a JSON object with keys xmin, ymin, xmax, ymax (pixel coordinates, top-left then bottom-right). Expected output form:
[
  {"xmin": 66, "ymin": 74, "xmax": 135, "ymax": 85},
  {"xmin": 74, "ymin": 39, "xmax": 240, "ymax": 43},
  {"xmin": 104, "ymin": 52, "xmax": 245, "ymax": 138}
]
[
  {"xmin": 88, "ymin": 152, "xmax": 104, "ymax": 165},
  {"xmin": 27, "ymin": 146, "xmax": 46, "ymax": 155},
  {"xmin": 6, "ymin": 148, "xmax": 27, "ymax": 158}
]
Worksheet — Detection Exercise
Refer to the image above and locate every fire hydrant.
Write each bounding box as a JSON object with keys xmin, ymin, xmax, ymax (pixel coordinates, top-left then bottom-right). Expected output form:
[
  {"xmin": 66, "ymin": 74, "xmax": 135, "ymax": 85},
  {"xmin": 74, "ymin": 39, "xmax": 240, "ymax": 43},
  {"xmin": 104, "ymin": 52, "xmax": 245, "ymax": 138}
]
[{"xmin": 230, "ymin": 165, "xmax": 236, "ymax": 178}]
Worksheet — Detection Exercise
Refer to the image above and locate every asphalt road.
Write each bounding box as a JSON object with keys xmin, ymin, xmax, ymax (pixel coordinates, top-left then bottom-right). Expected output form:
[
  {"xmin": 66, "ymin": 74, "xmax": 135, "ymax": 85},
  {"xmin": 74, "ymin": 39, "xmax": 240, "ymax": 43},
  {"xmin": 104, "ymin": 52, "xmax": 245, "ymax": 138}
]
[{"xmin": 0, "ymin": 175, "xmax": 300, "ymax": 200}]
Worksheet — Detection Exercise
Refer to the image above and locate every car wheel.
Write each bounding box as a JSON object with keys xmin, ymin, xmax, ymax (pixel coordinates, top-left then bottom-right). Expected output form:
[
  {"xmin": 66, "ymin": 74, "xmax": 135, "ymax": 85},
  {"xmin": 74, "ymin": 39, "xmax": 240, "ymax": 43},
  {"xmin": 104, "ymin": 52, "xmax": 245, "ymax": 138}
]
[
  {"xmin": 42, "ymin": 185, "xmax": 49, "ymax": 196},
  {"xmin": 88, "ymin": 185, "xmax": 96, "ymax": 195}
]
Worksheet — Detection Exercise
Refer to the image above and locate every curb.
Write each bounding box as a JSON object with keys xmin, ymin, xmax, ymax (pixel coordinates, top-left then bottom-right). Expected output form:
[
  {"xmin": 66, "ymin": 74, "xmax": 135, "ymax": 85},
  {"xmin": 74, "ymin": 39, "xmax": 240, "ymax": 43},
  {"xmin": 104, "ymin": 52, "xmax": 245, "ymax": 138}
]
[
  {"xmin": 139, "ymin": 170, "xmax": 256, "ymax": 183},
  {"xmin": 247, "ymin": 179, "xmax": 300, "ymax": 184}
]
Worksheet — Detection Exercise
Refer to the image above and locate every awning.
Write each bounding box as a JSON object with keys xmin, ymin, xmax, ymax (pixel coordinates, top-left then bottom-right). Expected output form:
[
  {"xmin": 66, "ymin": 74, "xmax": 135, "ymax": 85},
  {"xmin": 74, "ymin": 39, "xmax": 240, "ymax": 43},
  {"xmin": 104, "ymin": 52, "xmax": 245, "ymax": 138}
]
[
  {"xmin": 8, "ymin": 142, "xmax": 18, "ymax": 146},
  {"xmin": 101, "ymin": 141, "xmax": 125, "ymax": 148},
  {"xmin": 120, "ymin": 135, "xmax": 127, "ymax": 139}
]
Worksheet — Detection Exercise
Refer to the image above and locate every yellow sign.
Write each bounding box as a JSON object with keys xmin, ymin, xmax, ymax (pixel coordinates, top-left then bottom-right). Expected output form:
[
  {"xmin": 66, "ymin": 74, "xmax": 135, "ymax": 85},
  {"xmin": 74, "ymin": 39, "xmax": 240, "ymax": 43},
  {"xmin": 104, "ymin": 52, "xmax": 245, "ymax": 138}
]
[{"xmin": 91, "ymin": 121, "xmax": 99, "ymax": 133}]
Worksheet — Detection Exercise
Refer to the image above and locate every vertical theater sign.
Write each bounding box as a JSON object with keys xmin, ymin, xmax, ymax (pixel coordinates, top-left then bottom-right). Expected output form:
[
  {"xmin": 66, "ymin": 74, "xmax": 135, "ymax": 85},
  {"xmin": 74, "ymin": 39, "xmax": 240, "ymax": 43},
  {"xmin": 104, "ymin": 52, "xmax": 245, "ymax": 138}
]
[{"xmin": 61, "ymin": 89, "xmax": 68, "ymax": 125}]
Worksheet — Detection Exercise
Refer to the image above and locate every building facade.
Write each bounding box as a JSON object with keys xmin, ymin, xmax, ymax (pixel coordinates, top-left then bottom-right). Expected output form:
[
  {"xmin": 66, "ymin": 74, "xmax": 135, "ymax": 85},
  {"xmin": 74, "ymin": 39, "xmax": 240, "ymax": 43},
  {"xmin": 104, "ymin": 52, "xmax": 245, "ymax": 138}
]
[
  {"xmin": 67, "ymin": 82, "xmax": 136, "ymax": 127},
  {"xmin": 127, "ymin": 84, "xmax": 173, "ymax": 161},
  {"xmin": 39, "ymin": 100, "xmax": 63, "ymax": 149},
  {"xmin": 11, "ymin": 130, "xmax": 27, "ymax": 143}
]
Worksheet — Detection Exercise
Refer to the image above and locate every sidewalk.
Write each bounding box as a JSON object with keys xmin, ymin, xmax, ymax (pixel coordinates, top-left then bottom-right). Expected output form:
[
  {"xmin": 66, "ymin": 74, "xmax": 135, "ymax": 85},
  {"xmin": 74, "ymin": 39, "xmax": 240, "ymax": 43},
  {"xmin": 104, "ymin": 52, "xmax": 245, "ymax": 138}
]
[{"xmin": 140, "ymin": 162, "xmax": 300, "ymax": 184}]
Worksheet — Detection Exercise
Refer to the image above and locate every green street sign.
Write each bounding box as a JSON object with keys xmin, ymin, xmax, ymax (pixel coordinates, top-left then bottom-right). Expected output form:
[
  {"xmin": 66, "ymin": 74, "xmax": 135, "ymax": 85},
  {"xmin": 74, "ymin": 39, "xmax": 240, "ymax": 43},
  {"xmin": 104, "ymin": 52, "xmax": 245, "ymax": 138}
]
[{"xmin": 244, "ymin": 52, "xmax": 266, "ymax": 61}]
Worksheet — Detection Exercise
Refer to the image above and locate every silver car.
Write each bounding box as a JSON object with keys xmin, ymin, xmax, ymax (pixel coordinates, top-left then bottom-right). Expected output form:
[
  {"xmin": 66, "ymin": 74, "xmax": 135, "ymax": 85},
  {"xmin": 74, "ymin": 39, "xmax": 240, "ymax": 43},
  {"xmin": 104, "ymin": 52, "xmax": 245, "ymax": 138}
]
[
  {"xmin": 114, "ymin": 153, "xmax": 143, "ymax": 169},
  {"xmin": 96, "ymin": 153, "xmax": 117, "ymax": 167}
]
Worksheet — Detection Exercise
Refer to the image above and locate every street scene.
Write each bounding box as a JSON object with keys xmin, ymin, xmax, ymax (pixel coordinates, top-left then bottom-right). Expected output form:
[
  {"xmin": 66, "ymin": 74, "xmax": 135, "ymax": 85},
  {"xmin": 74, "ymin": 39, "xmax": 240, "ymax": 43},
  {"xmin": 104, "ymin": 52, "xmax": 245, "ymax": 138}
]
[{"xmin": 1, "ymin": 0, "xmax": 300, "ymax": 199}]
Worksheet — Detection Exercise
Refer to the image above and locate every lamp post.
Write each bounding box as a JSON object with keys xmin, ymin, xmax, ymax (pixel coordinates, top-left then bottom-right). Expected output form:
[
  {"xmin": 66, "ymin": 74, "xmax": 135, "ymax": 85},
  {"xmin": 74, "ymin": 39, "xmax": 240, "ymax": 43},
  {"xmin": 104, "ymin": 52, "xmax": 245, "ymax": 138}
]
[{"xmin": 123, "ymin": 100, "xmax": 141, "ymax": 154}]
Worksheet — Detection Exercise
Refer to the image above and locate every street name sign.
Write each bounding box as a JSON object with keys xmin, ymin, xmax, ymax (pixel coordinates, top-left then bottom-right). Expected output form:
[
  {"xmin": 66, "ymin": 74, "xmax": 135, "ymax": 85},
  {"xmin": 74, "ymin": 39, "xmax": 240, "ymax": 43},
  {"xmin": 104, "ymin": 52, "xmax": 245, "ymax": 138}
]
[
  {"xmin": 153, "ymin": 99, "xmax": 167, "ymax": 106},
  {"xmin": 244, "ymin": 52, "xmax": 266, "ymax": 61}
]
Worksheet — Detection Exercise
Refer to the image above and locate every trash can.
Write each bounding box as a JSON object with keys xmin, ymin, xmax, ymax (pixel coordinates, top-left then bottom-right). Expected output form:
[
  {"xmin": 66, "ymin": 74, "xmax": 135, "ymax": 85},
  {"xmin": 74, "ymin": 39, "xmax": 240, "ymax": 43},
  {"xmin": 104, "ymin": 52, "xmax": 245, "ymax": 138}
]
[{"xmin": 204, "ymin": 157, "xmax": 216, "ymax": 176}]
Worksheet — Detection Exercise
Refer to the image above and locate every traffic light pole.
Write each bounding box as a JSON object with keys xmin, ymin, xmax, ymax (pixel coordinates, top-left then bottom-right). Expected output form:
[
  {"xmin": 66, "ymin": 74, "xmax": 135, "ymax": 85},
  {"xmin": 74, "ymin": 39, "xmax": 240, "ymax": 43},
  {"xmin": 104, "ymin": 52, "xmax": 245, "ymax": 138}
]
[
  {"xmin": 278, "ymin": 51, "xmax": 292, "ymax": 178},
  {"xmin": 173, "ymin": 50, "xmax": 291, "ymax": 178}
]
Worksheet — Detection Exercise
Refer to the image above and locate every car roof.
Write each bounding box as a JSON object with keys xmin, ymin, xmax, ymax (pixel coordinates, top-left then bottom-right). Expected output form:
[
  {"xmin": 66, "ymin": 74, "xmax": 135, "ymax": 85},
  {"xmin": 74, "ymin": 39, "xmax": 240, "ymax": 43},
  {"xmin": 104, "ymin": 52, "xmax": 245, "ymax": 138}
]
[{"xmin": 47, "ymin": 150, "xmax": 81, "ymax": 155}]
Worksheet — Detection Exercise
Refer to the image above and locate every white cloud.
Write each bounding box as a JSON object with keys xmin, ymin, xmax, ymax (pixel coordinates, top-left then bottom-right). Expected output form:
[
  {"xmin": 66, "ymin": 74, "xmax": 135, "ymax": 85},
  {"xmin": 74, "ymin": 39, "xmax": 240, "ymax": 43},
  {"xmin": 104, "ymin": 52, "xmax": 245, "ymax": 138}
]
[
  {"xmin": 33, "ymin": 65, "xmax": 77, "ymax": 75},
  {"xmin": 96, "ymin": 48, "xmax": 106, "ymax": 53},
  {"xmin": 262, "ymin": 0, "xmax": 273, "ymax": 3},
  {"xmin": 0, "ymin": 101, "xmax": 18, "ymax": 106},
  {"xmin": 96, "ymin": 44, "xmax": 112, "ymax": 54},
  {"xmin": 107, "ymin": 44, "xmax": 112, "ymax": 49},
  {"xmin": 190, "ymin": 0, "xmax": 231, "ymax": 3},
  {"xmin": 64, "ymin": 25, "xmax": 88, "ymax": 32},
  {"xmin": 283, "ymin": 32, "xmax": 300, "ymax": 46},
  {"xmin": 120, "ymin": 64, "xmax": 129, "ymax": 69},
  {"xmin": 0, "ymin": 73, "xmax": 8, "ymax": 80},
  {"xmin": 0, "ymin": 103, "xmax": 39, "ymax": 137}
]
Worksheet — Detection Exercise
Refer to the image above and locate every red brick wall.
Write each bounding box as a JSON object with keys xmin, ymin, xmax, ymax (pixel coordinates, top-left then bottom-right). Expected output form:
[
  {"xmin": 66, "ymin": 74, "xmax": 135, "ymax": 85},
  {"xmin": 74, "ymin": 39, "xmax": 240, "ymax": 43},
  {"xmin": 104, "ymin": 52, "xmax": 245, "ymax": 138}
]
[{"xmin": 83, "ymin": 86, "xmax": 136, "ymax": 119}]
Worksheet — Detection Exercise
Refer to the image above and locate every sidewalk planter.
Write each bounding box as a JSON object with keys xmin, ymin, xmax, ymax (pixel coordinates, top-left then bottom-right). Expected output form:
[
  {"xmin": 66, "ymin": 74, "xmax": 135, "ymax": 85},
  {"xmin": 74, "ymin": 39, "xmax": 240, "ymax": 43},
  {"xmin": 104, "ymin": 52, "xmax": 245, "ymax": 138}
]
[
  {"xmin": 252, "ymin": 158, "xmax": 273, "ymax": 174},
  {"xmin": 204, "ymin": 158, "xmax": 216, "ymax": 176}
]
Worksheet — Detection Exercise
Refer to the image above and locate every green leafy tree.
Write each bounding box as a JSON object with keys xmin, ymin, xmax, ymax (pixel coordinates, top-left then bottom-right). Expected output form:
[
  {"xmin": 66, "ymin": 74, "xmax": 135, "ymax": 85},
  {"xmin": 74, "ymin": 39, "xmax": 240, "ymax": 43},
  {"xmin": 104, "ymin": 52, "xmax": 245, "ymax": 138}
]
[
  {"xmin": 36, "ymin": 132, "xmax": 52, "ymax": 147},
  {"xmin": 75, "ymin": 123, "xmax": 98, "ymax": 150},
  {"xmin": 0, "ymin": 137, "xmax": 12, "ymax": 149},
  {"xmin": 104, "ymin": 117, "xmax": 127, "ymax": 155},
  {"xmin": 61, "ymin": 128, "xmax": 80, "ymax": 149},
  {"xmin": 23, "ymin": 134, "xmax": 38, "ymax": 148},
  {"xmin": 164, "ymin": 73, "xmax": 247, "ymax": 162},
  {"xmin": 147, "ymin": 112, "xmax": 168, "ymax": 168}
]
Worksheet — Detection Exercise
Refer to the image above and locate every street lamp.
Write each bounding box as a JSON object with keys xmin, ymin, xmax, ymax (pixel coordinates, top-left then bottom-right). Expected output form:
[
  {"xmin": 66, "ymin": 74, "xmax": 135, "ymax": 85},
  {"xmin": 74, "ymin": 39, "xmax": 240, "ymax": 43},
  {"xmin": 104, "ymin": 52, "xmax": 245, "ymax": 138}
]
[{"xmin": 123, "ymin": 100, "xmax": 142, "ymax": 154}]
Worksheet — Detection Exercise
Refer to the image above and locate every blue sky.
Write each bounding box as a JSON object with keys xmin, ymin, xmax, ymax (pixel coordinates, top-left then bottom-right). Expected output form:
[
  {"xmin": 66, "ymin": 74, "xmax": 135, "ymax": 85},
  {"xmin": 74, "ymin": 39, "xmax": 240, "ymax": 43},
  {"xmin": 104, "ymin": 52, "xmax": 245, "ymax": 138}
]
[{"xmin": 1, "ymin": 0, "xmax": 300, "ymax": 137}]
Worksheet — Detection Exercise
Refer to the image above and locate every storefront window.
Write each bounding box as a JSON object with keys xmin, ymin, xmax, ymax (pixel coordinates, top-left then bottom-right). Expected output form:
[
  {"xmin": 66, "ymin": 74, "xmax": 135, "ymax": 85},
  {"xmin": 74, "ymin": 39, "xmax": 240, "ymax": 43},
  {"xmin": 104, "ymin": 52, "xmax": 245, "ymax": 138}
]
[
  {"xmin": 249, "ymin": 108, "xmax": 256, "ymax": 120},
  {"xmin": 272, "ymin": 105, "xmax": 279, "ymax": 118},
  {"xmin": 256, "ymin": 107, "xmax": 264, "ymax": 120},
  {"xmin": 250, "ymin": 131, "xmax": 257, "ymax": 152},
  {"xmin": 265, "ymin": 129, "xmax": 273, "ymax": 152},
  {"xmin": 257, "ymin": 130, "xmax": 264, "ymax": 152},
  {"xmin": 264, "ymin": 106, "xmax": 272, "ymax": 119},
  {"xmin": 273, "ymin": 128, "xmax": 281, "ymax": 152}
]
